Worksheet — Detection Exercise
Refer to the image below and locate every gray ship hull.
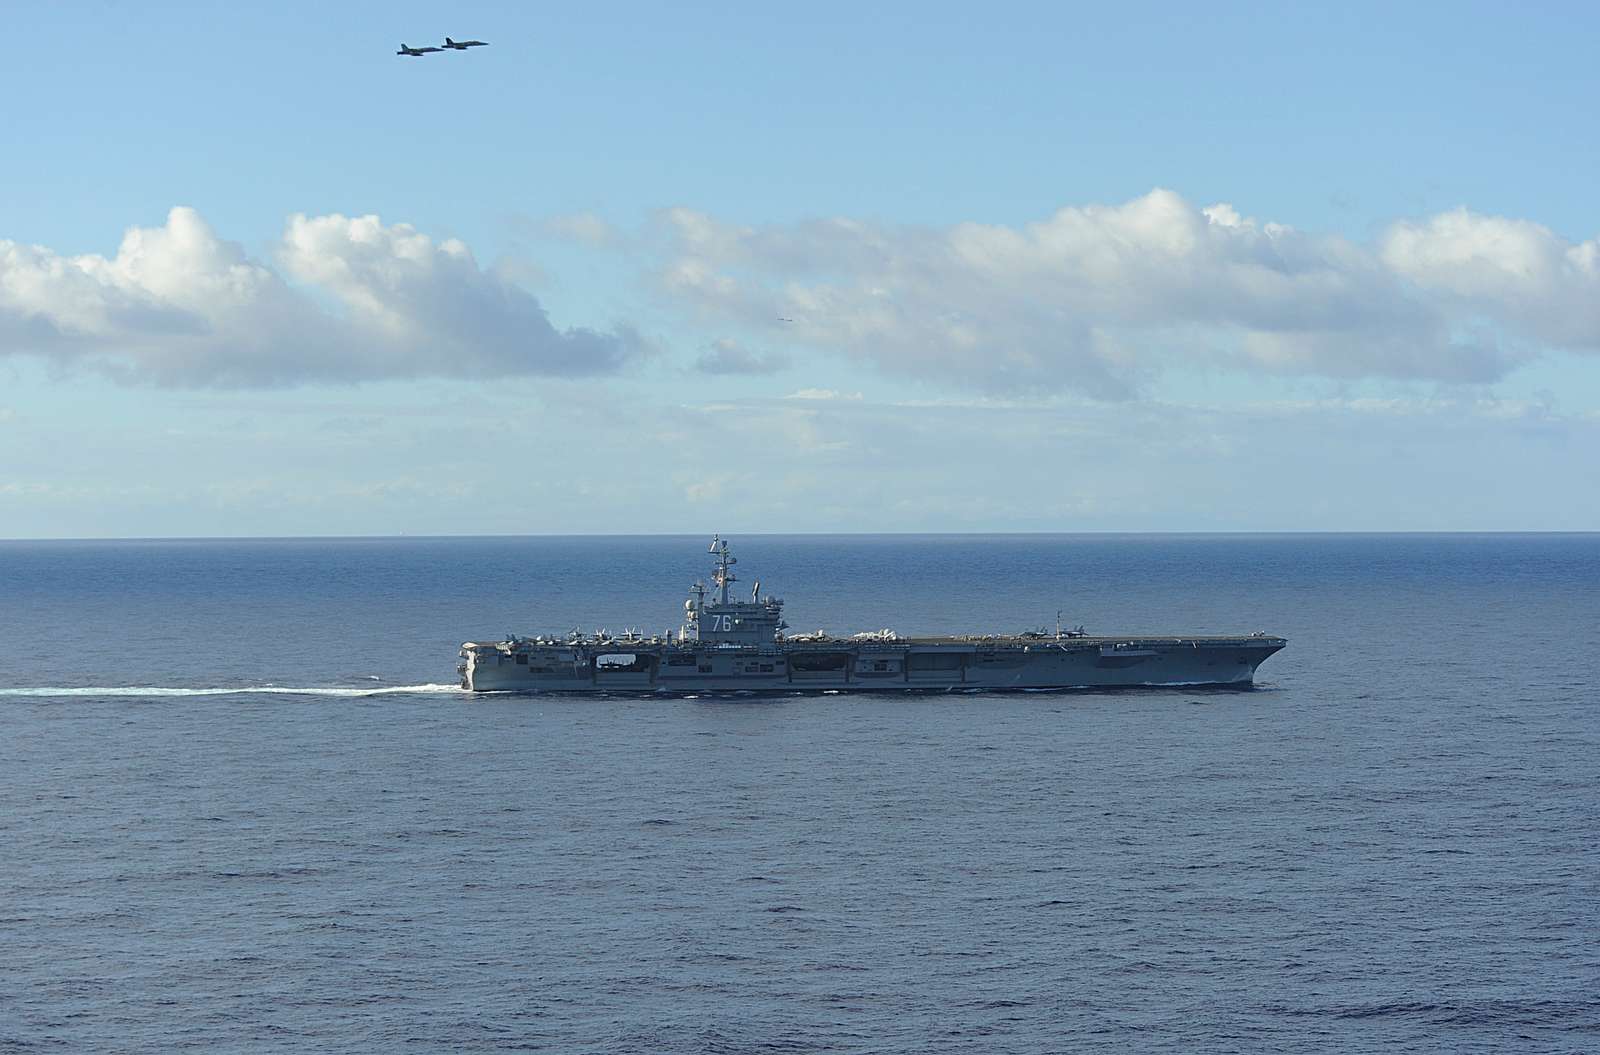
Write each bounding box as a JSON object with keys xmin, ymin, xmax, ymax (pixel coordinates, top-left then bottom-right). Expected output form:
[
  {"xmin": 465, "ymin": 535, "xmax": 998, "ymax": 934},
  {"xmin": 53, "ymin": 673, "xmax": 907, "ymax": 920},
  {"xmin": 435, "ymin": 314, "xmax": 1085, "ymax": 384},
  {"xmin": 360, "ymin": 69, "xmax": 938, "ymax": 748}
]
[
  {"xmin": 457, "ymin": 536, "xmax": 1287, "ymax": 695},
  {"xmin": 458, "ymin": 635, "xmax": 1286, "ymax": 694}
]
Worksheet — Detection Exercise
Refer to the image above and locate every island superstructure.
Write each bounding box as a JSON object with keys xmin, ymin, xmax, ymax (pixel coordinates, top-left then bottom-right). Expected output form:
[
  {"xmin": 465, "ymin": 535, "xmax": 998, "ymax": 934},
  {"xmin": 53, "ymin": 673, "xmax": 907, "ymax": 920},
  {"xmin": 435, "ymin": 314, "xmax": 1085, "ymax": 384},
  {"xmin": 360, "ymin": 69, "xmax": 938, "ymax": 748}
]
[{"xmin": 458, "ymin": 536, "xmax": 1286, "ymax": 694}]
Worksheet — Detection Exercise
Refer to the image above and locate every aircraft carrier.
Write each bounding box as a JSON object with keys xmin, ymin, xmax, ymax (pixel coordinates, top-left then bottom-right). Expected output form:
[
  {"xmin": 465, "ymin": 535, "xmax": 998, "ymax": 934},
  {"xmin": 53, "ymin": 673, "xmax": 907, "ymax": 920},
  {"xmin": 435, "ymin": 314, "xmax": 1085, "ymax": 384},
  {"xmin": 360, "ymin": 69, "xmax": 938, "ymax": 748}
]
[{"xmin": 458, "ymin": 536, "xmax": 1286, "ymax": 694}]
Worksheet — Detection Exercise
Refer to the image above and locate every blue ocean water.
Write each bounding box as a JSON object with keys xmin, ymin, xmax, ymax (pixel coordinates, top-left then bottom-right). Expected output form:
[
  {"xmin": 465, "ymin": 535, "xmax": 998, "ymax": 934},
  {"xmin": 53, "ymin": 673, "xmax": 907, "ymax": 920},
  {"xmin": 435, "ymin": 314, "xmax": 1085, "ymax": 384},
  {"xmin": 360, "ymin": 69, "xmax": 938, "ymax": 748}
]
[{"xmin": 1, "ymin": 534, "xmax": 1597, "ymax": 1053}]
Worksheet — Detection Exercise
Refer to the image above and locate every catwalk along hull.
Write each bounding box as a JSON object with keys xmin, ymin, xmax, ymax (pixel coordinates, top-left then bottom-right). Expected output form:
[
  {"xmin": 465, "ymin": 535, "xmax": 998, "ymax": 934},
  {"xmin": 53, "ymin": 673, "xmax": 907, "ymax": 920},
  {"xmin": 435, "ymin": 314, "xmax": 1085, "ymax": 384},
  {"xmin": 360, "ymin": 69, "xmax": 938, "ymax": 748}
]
[{"xmin": 459, "ymin": 636, "xmax": 1286, "ymax": 694}]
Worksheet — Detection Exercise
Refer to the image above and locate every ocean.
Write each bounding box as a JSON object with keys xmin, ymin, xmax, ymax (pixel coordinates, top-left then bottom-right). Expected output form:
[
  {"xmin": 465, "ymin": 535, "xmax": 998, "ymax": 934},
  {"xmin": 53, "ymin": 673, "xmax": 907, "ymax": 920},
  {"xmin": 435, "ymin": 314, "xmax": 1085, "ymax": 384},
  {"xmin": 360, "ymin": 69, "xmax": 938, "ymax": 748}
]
[{"xmin": 1, "ymin": 534, "xmax": 1597, "ymax": 1053}]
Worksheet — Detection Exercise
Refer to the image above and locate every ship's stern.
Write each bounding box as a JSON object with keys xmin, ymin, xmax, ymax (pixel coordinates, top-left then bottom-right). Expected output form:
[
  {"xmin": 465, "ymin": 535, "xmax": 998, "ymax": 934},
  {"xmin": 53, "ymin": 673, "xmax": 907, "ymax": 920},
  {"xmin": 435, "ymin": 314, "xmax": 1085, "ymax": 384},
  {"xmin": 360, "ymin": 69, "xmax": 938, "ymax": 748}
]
[{"xmin": 459, "ymin": 642, "xmax": 508, "ymax": 691}]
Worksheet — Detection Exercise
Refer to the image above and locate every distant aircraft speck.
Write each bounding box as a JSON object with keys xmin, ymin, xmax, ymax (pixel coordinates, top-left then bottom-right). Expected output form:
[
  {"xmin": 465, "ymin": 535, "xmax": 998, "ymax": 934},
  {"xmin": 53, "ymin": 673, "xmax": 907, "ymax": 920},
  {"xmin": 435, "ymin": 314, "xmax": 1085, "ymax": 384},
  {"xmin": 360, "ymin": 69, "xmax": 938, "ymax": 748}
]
[
  {"xmin": 397, "ymin": 43, "xmax": 442, "ymax": 57},
  {"xmin": 443, "ymin": 36, "xmax": 489, "ymax": 50}
]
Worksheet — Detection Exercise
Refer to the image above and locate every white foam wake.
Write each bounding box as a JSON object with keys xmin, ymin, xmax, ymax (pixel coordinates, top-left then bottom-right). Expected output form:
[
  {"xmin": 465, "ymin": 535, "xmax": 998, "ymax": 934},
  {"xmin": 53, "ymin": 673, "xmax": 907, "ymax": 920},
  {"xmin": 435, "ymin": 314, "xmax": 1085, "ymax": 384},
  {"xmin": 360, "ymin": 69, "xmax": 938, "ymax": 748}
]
[{"xmin": 0, "ymin": 683, "xmax": 463, "ymax": 699}]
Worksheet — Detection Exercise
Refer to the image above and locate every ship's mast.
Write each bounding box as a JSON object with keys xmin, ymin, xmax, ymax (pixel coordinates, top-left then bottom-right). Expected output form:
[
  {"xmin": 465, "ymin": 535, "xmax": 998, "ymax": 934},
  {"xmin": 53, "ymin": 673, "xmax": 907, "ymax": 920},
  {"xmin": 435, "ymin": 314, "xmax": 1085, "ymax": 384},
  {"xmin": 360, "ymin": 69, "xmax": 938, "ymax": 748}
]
[{"xmin": 709, "ymin": 534, "xmax": 737, "ymax": 604}]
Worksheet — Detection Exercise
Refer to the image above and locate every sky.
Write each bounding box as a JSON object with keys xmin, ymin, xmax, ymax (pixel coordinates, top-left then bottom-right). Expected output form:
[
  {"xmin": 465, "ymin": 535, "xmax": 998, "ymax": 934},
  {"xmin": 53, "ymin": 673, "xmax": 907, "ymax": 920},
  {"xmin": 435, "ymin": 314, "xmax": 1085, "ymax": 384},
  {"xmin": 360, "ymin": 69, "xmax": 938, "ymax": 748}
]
[{"xmin": 3, "ymin": 0, "xmax": 1599, "ymax": 537}]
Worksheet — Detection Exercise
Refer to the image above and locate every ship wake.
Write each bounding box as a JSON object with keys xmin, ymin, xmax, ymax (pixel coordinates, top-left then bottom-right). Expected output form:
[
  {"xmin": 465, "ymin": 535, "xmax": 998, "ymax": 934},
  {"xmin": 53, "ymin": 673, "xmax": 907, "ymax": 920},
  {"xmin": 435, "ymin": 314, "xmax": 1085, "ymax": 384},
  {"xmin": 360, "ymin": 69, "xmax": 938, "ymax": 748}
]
[{"xmin": 0, "ymin": 683, "xmax": 463, "ymax": 699}]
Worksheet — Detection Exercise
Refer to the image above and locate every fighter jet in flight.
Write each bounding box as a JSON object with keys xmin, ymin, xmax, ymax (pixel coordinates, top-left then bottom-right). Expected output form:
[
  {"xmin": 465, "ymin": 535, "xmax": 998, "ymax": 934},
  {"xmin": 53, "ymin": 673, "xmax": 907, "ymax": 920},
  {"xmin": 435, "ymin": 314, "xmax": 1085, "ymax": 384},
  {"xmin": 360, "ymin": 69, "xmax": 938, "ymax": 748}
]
[
  {"xmin": 443, "ymin": 36, "xmax": 489, "ymax": 50},
  {"xmin": 397, "ymin": 43, "xmax": 443, "ymax": 56}
]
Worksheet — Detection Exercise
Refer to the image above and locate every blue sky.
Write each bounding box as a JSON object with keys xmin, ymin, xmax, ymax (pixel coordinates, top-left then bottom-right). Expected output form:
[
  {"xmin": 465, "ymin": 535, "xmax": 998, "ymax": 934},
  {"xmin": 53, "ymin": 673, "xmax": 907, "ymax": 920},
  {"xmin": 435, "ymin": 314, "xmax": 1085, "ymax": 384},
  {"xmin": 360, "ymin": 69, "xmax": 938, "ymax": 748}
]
[{"xmin": 3, "ymin": 0, "xmax": 1598, "ymax": 536}]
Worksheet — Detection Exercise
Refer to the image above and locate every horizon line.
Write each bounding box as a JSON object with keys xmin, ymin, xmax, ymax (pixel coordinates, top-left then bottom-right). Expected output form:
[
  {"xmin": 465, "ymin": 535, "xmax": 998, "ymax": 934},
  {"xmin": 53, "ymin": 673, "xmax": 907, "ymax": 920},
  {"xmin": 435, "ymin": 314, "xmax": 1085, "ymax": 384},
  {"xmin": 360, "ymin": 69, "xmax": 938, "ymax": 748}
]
[{"xmin": 3, "ymin": 530, "xmax": 1598, "ymax": 544}]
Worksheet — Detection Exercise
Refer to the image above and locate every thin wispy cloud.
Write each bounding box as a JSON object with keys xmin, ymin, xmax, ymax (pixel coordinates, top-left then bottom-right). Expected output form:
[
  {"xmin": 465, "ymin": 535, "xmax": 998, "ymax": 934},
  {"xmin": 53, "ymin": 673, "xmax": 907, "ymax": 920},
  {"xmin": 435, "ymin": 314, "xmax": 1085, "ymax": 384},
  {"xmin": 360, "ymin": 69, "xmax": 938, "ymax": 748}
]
[
  {"xmin": 783, "ymin": 388, "xmax": 862, "ymax": 401},
  {"xmin": 692, "ymin": 338, "xmax": 789, "ymax": 376},
  {"xmin": 538, "ymin": 212, "xmax": 625, "ymax": 249},
  {"xmin": 0, "ymin": 207, "xmax": 641, "ymax": 387}
]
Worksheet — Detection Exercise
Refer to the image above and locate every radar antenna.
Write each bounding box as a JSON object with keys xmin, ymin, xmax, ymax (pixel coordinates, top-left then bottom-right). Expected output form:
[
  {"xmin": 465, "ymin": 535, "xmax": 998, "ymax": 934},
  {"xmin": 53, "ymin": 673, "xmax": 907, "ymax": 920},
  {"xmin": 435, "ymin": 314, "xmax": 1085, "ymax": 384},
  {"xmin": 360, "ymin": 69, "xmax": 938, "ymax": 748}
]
[{"xmin": 709, "ymin": 533, "xmax": 738, "ymax": 604}]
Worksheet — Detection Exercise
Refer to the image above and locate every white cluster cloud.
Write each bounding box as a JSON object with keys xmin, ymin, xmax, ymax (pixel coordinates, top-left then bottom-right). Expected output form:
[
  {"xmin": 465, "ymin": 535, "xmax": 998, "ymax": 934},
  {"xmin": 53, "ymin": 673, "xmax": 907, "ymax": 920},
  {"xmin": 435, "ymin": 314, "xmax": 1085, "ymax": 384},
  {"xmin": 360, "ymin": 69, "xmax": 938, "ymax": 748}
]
[
  {"xmin": 1381, "ymin": 208, "xmax": 1600, "ymax": 349},
  {"xmin": 0, "ymin": 207, "xmax": 637, "ymax": 386},
  {"xmin": 649, "ymin": 190, "xmax": 1600, "ymax": 396},
  {"xmin": 9, "ymin": 194, "xmax": 1598, "ymax": 397}
]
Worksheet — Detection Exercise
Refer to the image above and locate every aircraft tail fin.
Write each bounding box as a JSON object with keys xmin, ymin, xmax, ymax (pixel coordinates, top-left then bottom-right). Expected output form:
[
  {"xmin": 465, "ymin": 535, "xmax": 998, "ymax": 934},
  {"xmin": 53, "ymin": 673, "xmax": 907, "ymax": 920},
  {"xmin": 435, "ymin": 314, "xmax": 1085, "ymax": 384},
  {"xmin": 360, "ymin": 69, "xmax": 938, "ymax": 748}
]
[{"xmin": 445, "ymin": 37, "xmax": 456, "ymax": 46}]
